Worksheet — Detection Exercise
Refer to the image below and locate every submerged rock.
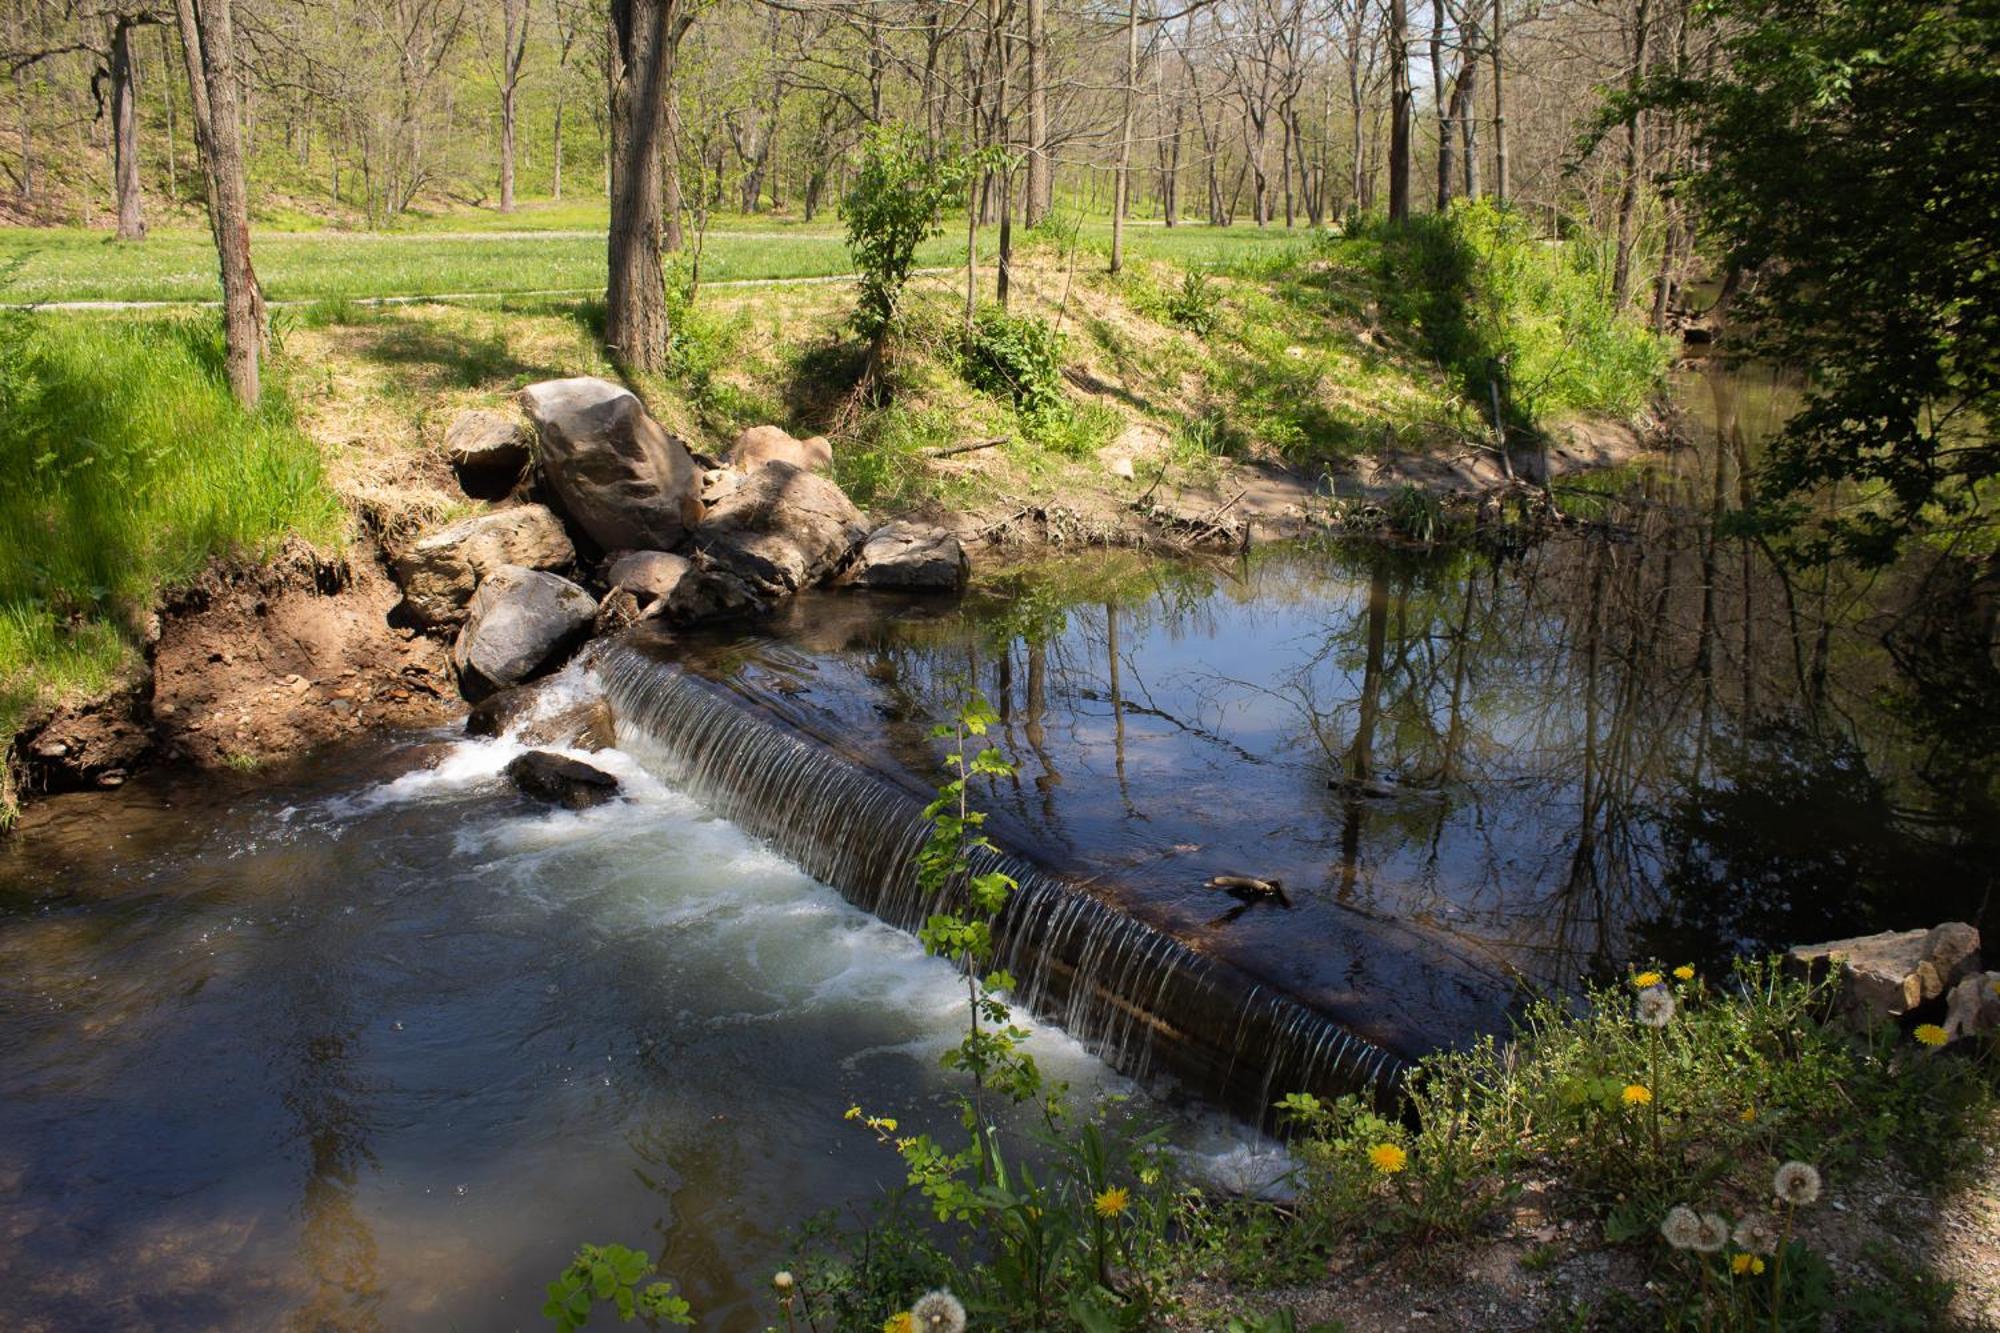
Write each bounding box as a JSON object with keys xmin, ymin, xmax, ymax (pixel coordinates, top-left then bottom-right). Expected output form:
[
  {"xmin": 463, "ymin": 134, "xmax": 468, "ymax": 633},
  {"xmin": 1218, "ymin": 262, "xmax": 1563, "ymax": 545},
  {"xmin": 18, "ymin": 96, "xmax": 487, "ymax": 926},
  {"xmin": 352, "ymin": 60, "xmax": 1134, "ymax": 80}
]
[
  {"xmin": 693, "ymin": 460, "xmax": 867, "ymax": 597},
  {"xmin": 519, "ymin": 376, "xmax": 704, "ymax": 552},
  {"xmin": 451, "ymin": 566, "xmax": 596, "ymax": 698},
  {"xmin": 505, "ymin": 749, "xmax": 620, "ymax": 809},
  {"xmin": 1787, "ymin": 922, "xmax": 1982, "ymax": 1021},
  {"xmin": 849, "ymin": 520, "xmax": 970, "ymax": 592},
  {"xmin": 466, "ymin": 681, "xmax": 614, "ymax": 751},
  {"xmin": 728, "ymin": 424, "xmax": 833, "ymax": 475},
  {"xmin": 393, "ymin": 505, "xmax": 575, "ymax": 628}
]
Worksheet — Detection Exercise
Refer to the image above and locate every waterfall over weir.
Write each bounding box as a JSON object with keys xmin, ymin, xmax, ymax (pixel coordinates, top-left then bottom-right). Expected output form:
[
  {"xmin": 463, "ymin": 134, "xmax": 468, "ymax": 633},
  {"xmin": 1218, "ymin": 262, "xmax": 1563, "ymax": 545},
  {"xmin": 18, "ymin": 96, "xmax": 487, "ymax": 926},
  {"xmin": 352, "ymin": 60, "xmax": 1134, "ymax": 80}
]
[{"xmin": 596, "ymin": 637, "xmax": 1408, "ymax": 1118}]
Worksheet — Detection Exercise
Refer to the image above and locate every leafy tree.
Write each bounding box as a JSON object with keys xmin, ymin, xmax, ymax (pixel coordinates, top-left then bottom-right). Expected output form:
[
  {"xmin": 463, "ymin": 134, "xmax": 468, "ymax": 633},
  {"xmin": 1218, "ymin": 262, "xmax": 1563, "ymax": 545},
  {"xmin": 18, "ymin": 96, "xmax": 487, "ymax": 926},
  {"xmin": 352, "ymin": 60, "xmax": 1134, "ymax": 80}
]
[
  {"xmin": 1677, "ymin": 0, "xmax": 2000, "ymax": 563},
  {"xmin": 843, "ymin": 127, "xmax": 968, "ymax": 356}
]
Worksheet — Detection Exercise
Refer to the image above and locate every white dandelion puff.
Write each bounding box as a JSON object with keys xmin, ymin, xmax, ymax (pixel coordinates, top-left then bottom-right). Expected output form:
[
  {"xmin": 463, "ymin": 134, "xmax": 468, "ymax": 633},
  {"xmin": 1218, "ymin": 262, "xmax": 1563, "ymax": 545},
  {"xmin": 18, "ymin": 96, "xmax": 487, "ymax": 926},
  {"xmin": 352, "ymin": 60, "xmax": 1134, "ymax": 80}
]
[
  {"xmin": 912, "ymin": 1289, "xmax": 967, "ymax": 1333},
  {"xmin": 1661, "ymin": 1205, "xmax": 1702, "ymax": 1250},
  {"xmin": 1774, "ymin": 1161, "xmax": 1822, "ymax": 1206}
]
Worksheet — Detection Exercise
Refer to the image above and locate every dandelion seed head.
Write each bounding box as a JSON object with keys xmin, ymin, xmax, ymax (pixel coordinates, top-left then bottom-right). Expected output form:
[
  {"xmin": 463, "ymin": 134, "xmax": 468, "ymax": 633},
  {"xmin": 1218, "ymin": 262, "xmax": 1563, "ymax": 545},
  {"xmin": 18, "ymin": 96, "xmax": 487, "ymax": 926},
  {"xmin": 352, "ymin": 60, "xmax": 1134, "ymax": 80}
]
[
  {"xmin": 1661, "ymin": 1205, "xmax": 1702, "ymax": 1250},
  {"xmin": 1774, "ymin": 1161, "xmax": 1822, "ymax": 1206},
  {"xmin": 1733, "ymin": 1213, "xmax": 1780, "ymax": 1256},
  {"xmin": 1692, "ymin": 1213, "xmax": 1730, "ymax": 1254},
  {"xmin": 912, "ymin": 1290, "xmax": 966, "ymax": 1333},
  {"xmin": 1636, "ymin": 986, "xmax": 1676, "ymax": 1028}
]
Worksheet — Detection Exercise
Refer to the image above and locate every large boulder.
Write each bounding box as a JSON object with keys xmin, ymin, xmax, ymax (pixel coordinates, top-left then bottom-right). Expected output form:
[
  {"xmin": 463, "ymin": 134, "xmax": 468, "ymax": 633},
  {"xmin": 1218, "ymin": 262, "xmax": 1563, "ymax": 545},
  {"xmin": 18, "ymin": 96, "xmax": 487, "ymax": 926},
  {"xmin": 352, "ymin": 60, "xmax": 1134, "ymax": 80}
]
[
  {"xmin": 849, "ymin": 520, "xmax": 970, "ymax": 592},
  {"xmin": 1787, "ymin": 922, "xmax": 1983, "ymax": 1022},
  {"xmin": 518, "ymin": 377, "xmax": 704, "ymax": 552},
  {"xmin": 692, "ymin": 460, "xmax": 867, "ymax": 597},
  {"xmin": 506, "ymin": 750, "xmax": 620, "ymax": 810},
  {"xmin": 451, "ymin": 565, "xmax": 596, "ymax": 697},
  {"xmin": 394, "ymin": 505, "xmax": 575, "ymax": 627},
  {"xmin": 728, "ymin": 425, "xmax": 834, "ymax": 475}
]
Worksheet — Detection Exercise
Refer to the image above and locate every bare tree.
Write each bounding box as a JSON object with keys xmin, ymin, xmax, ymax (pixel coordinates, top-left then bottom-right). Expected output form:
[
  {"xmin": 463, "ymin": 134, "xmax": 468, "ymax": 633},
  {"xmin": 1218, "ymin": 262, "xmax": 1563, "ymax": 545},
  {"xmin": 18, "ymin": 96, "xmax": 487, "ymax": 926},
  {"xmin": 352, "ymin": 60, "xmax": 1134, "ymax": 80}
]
[
  {"xmin": 496, "ymin": 0, "xmax": 529, "ymax": 211},
  {"xmin": 173, "ymin": 0, "xmax": 263, "ymax": 406},
  {"xmin": 605, "ymin": 0, "xmax": 694, "ymax": 372}
]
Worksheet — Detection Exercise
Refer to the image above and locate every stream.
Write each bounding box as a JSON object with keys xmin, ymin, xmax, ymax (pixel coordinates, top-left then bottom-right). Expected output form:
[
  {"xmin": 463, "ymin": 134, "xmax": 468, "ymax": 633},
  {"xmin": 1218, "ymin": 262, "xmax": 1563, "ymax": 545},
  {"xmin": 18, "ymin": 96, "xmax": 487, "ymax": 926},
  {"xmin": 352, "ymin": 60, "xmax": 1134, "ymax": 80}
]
[{"xmin": 1, "ymin": 357, "xmax": 1992, "ymax": 1330}]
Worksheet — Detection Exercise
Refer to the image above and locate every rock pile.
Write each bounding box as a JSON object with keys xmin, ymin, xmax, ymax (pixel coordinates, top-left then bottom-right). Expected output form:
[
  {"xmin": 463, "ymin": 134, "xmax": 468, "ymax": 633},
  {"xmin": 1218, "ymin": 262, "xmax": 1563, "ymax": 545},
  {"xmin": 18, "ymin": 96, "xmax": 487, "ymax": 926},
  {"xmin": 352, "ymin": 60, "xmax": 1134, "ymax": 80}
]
[
  {"xmin": 1788, "ymin": 921, "xmax": 1994, "ymax": 1043},
  {"xmin": 397, "ymin": 380, "xmax": 971, "ymax": 706}
]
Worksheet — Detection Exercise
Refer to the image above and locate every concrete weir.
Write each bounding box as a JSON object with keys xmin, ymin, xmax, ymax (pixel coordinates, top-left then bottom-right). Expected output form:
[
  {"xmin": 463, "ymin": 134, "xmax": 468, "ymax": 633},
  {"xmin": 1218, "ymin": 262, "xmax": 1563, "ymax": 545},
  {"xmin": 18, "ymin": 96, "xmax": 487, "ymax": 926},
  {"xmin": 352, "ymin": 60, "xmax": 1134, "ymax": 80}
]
[{"xmin": 595, "ymin": 633, "xmax": 1408, "ymax": 1118}]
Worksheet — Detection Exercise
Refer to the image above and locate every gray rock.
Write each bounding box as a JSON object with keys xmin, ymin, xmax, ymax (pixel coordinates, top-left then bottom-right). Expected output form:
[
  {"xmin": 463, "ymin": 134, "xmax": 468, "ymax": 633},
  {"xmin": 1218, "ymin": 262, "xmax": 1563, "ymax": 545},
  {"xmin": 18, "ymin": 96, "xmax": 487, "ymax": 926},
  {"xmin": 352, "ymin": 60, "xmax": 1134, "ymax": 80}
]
[
  {"xmin": 728, "ymin": 424, "xmax": 834, "ymax": 474},
  {"xmin": 1787, "ymin": 922, "xmax": 1983, "ymax": 1021},
  {"xmin": 850, "ymin": 520, "xmax": 970, "ymax": 592},
  {"xmin": 394, "ymin": 505, "xmax": 576, "ymax": 627},
  {"xmin": 518, "ymin": 376, "xmax": 704, "ymax": 552},
  {"xmin": 664, "ymin": 560, "xmax": 766, "ymax": 622},
  {"xmin": 451, "ymin": 566, "xmax": 597, "ymax": 697},
  {"xmin": 506, "ymin": 750, "xmax": 620, "ymax": 809},
  {"xmin": 445, "ymin": 410, "xmax": 533, "ymax": 469},
  {"xmin": 605, "ymin": 550, "xmax": 694, "ymax": 608},
  {"xmin": 1944, "ymin": 971, "xmax": 2000, "ymax": 1042},
  {"xmin": 692, "ymin": 460, "xmax": 867, "ymax": 597}
]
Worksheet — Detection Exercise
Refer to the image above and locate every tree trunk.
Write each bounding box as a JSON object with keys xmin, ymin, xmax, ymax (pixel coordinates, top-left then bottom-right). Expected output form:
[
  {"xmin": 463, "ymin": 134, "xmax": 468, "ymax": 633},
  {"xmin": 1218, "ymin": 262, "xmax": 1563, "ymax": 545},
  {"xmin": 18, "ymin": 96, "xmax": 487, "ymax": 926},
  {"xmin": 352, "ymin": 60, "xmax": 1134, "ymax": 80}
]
[
  {"xmin": 1109, "ymin": 0, "xmax": 1138, "ymax": 273},
  {"xmin": 1388, "ymin": 0, "xmax": 1412, "ymax": 222},
  {"xmin": 174, "ymin": 0, "xmax": 263, "ymax": 408},
  {"xmin": 1432, "ymin": 3, "xmax": 1451, "ymax": 211},
  {"xmin": 1458, "ymin": 55, "xmax": 1480, "ymax": 198},
  {"xmin": 1025, "ymin": 0, "xmax": 1050, "ymax": 224},
  {"xmin": 499, "ymin": 0, "xmax": 528, "ymax": 213},
  {"xmin": 552, "ymin": 100, "xmax": 564, "ymax": 200},
  {"xmin": 606, "ymin": 0, "xmax": 683, "ymax": 372},
  {"xmin": 1611, "ymin": 0, "xmax": 1651, "ymax": 307},
  {"xmin": 1491, "ymin": 0, "xmax": 1508, "ymax": 203},
  {"xmin": 110, "ymin": 17, "xmax": 147, "ymax": 240},
  {"xmin": 12, "ymin": 65, "xmax": 31, "ymax": 202}
]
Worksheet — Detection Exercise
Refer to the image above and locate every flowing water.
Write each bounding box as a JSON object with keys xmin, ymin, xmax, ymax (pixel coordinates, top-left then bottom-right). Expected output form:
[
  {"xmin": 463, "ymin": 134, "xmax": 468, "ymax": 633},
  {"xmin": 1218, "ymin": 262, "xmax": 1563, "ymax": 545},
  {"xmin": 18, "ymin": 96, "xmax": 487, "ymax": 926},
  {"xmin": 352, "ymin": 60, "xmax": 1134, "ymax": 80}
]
[{"xmin": 1, "ymin": 358, "xmax": 1992, "ymax": 1331}]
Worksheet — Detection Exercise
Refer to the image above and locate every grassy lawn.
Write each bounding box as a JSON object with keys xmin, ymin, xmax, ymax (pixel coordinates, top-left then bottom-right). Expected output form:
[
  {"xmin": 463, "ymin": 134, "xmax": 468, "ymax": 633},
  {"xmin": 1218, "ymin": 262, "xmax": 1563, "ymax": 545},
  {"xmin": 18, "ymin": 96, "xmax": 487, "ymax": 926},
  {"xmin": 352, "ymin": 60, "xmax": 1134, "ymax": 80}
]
[{"xmin": 0, "ymin": 208, "xmax": 1308, "ymax": 305}]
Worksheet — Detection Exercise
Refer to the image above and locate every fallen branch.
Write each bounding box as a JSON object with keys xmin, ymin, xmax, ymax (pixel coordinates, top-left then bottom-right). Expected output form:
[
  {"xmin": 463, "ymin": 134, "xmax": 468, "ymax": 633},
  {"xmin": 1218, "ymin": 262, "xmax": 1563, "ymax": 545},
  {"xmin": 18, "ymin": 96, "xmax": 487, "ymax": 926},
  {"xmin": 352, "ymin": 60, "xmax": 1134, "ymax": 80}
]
[{"xmin": 928, "ymin": 435, "xmax": 1010, "ymax": 459}]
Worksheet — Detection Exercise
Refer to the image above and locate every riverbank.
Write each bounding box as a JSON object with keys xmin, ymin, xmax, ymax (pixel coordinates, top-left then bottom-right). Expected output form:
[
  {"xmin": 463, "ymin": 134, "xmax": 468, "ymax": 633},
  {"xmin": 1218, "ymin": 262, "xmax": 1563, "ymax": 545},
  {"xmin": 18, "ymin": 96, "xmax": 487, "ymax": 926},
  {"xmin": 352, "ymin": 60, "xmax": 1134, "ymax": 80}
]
[{"xmin": 2, "ymin": 218, "xmax": 1671, "ymax": 818}]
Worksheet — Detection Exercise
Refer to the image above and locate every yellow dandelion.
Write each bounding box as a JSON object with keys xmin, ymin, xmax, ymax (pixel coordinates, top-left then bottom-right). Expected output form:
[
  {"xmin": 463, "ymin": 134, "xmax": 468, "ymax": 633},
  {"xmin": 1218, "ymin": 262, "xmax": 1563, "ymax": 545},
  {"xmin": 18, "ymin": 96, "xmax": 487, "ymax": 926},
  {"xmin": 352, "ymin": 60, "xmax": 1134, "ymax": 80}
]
[
  {"xmin": 1674, "ymin": 965, "xmax": 1696, "ymax": 981},
  {"xmin": 1731, "ymin": 1253, "xmax": 1766, "ymax": 1276},
  {"xmin": 1367, "ymin": 1142, "xmax": 1409, "ymax": 1175},
  {"xmin": 883, "ymin": 1314, "xmax": 914, "ymax": 1333},
  {"xmin": 1632, "ymin": 970, "xmax": 1663, "ymax": 989},
  {"xmin": 1740, "ymin": 1106, "xmax": 1758, "ymax": 1124},
  {"xmin": 1093, "ymin": 1186, "xmax": 1130, "ymax": 1218},
  {"xmin": 1914, "ymin": 1023, "xmax": 1948, "ymax": 1048},
  {"xmin": 1622, "ymin": 1083, "xmax": 1653, "ymax": 1107},
  {"xmin": 845, "ymin": 1106, "xmax": 863, "ymax": 1121}
]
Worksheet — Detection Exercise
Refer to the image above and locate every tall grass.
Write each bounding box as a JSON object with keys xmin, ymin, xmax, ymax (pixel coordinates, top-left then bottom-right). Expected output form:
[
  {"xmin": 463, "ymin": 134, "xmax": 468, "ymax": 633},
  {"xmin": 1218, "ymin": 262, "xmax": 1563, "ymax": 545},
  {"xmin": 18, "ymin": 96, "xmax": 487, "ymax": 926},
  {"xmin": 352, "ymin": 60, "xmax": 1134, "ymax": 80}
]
[
  {"xmin": 1334, "ymin": 200, "xmax": 1671, "ymax": 428},
  {"xmin": 0, "ymin": 314, "xmax": 344, "ymax": 800}
]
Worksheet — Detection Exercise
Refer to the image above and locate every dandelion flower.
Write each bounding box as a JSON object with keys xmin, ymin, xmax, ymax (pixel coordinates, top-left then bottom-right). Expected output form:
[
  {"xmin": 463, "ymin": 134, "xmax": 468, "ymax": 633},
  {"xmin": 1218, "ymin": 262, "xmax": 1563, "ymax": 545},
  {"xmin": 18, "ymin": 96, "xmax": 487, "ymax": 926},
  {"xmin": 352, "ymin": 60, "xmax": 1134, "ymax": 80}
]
[
  {"xmin": 1914, "ymin": 1023, "xmax": 1949, "ymax": 1048},
  {"xmin": 1733, "ymin": 1213, "xmax": 1780, "ymax": 1256},
  {"xmin": 1367, "ymin": 1143, "xmax": 1409, "ymax": 1175},
  {"xmin": 1621, "ymin": 1083, "xmax": 1653, "ymax": 1107},
  {"xmin": 1635, "ymin": 986, "xmax": 1676, "ymax": 1029},
  {"xmin": 1093, "ymin": 1186, "xmax": 1131, "ymax": 1218},
  {"xmin": 1740, "ymin": 1106, "xmax": 1758, "ymax": 1124},
  {"xmin": 1692, "ymin": 1213, "xmax": 1730, "ymax": 1254},
  {"xmin": 1661, "ymin": 1205, "xmax": 1702, "ymax": 1250},
  {"xmin": 1632, "ymin": 970, "xmax": 1664, "ymax": 989},
  {"xmin": 772, "ymin": 1271, "xmax": 795, "ymax": 1292},
  {"xmin": 911, "ymin": 1290, "xmax": 966, "ymax": 1333},
  {"xmin": 883, "ymin": 1315, "xmax": 914, "ymax": 1333},
  {"xmin": 1774, "ymin": 1161, "xmax": 1822, "ymax": 1207},
  {"xmin": 1731, "ymin": 1253, "xmax": 1766, "ymax": 1276},
  {"xmin": 1674, "ymin": 965, "xmax": 1696, "ymax": 982}
]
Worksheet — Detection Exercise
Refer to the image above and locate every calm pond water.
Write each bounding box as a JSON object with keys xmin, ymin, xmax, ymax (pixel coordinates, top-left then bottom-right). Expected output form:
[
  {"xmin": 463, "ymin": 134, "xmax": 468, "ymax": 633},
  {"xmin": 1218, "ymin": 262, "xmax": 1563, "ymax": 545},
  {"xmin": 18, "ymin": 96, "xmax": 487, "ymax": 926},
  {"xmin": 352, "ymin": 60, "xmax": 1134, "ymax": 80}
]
[{"xmin": 0, "ymin": 359, "xmax": 1992, "ymax": 1330}]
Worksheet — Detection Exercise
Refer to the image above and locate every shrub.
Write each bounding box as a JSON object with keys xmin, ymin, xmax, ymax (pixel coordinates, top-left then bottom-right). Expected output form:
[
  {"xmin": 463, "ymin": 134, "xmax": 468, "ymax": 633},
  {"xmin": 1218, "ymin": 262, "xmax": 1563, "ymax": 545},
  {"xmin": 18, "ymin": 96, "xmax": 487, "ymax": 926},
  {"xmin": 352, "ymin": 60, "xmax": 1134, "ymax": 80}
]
[
  {"xmin": 960, "ymin": 308, "xmax": 1098, "ymax": 452},
  {"xmin": 844, "ymin": 128, "xmax": 968, "ymax": 346}
]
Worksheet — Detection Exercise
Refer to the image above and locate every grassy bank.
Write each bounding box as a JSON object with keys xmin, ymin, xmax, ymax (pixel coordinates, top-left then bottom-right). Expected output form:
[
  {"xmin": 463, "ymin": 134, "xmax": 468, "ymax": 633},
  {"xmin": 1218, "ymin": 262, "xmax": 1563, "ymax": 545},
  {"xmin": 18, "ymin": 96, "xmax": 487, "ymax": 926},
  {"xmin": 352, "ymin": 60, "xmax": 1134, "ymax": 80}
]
[{"xmin": 0, "ymin": 314, "xmax": 344, "ymax": 819}]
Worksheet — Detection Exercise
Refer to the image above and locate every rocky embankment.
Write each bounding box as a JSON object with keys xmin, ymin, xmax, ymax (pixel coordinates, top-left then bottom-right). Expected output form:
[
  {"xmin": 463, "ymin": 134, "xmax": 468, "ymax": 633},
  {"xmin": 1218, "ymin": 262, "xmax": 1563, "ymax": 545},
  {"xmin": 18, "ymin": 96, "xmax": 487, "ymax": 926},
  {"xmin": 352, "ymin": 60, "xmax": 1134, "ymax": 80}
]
[{"xmin": 12, "ymin": 377, "xmax": 972, "ymax": 799}]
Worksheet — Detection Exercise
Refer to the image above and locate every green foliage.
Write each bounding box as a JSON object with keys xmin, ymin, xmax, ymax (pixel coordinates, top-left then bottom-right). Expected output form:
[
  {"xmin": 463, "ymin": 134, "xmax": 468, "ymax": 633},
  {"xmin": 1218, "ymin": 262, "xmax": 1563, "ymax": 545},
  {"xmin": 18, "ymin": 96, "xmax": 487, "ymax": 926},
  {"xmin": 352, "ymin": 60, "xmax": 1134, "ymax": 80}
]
[
  {"xmin": 542, "ymin": 1244, "xmax": 693, "ymax": 1331},
  {"xmin": 1339, "ymin": 201, "xmax": 1669, "ymax": 428},
  {"xmin": 1163, "ymin": 269, "xmax": 1222, "ymax": 336},
  {"xmin": 959, "ymin": 308, "xmax": 1085, "ymax": 451},
  {"xmin": 0, "ymin": 313, "xmax": 343, "ymax": 756},
  {"xmin": 1662, "ymin": 0, "xmax": 2000, "ymax": 564},
  {"xmin": 844, "ymin": 128, "xmax": 970, "ymax": 344}
]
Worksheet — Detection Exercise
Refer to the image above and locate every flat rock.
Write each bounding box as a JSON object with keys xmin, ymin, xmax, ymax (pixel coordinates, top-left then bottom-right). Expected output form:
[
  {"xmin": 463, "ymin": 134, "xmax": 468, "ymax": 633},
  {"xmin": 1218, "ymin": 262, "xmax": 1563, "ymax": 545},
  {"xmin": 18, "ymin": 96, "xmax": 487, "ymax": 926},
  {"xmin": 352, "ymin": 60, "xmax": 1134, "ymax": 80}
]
[
  {"xmin": 1787, "ymin": 922, "xmax": 1982, "ymax": 1020},
  {"xmin": 519, "ymin": 377, "xmax": 704, "ymax": 552},
  {"xmin": 692, "ymin": 460, "xmax": 867, "ymax": 597},
  {"xmin": 505, "ymin": 750, "xmax": 620, "ymax": 809},
  {"xmin": 728, "ymin": 425, "xmax": 833, "ymax": 474},
  {"xmin": 394, "ymin": 505, "xmax": 575, "ymax": 628},
  {"xmin": 605, "ymin": 550, "xmax": 694, "ymax": 608},
  {"xmin": 849, "ymin": 520, "xmax": 970, "ymax": 592},
  {"xmin": 445, "ymin": 410, "xmax": 533, "ymax": 469},
  {"xmin": 450, "ymin": 566, "xmax": 597, "ymax": 698}
]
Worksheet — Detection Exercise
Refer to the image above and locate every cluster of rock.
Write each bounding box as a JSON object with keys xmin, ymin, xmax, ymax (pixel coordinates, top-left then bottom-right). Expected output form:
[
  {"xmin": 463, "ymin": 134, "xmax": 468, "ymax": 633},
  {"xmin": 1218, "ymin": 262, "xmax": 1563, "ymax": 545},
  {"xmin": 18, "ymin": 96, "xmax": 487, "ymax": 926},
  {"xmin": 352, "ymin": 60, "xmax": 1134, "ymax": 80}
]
[
  {"xmin": 1787, "ymin": 922, "xmax": 1998, "ymax": 1043},
  {"xmin": 390, "ymin": 376, "xmax": 970, "ymax": 704}
]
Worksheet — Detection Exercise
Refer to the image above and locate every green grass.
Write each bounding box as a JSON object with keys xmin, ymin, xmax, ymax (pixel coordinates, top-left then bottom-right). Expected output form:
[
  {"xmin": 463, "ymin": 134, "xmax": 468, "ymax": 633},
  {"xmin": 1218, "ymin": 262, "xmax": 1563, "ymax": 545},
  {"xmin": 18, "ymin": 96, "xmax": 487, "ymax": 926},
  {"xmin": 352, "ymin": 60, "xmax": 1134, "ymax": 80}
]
[{"xmin": 0, "ymin": 313, "xmax": 344, "ymax": 787}]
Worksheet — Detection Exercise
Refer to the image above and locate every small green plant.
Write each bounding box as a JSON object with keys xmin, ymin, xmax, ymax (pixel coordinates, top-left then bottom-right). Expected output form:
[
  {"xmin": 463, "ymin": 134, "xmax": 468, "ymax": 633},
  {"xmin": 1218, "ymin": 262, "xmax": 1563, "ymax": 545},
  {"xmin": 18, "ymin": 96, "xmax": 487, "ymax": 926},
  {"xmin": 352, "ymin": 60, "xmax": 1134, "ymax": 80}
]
[
  {"xmin": 961, "ymin": 307, "xmax": 1073, "ymax": 445},
  {"xmin": 541, "ymin": 1244, "xmax": 692, "ymax": 1331},
  {"xmin": 1164, "ymin": 268, "xmax": 1222, "ymax": 336}
]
